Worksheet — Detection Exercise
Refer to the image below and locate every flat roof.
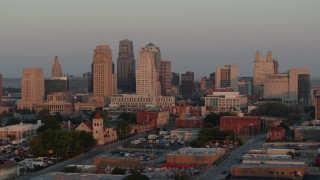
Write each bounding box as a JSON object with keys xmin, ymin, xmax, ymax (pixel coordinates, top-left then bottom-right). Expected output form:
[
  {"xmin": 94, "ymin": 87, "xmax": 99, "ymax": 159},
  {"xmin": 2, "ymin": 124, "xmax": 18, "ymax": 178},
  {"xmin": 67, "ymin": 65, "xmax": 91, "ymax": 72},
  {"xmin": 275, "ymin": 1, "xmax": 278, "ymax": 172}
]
[
  {"xmin": 171, "ymin": 128, "xmax": 201, "ymax": 133},
  {"xmin": 31, "ymin": 172, "xmax": 125, "ymax": 180},
  {"xmin": 233, "ymin": 163, "xmax": 305, "ymax": 168},
  {"xmin": 168, "ymin": 147, "xmax": 224, "ymax": 156}
]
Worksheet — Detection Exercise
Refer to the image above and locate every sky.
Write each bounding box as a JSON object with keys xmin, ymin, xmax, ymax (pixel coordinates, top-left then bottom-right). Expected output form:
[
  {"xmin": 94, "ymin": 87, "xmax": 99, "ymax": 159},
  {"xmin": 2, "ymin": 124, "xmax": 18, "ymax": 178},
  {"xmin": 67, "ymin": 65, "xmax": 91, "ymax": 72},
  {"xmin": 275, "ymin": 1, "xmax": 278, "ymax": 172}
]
[{"xmin": 0, "ymin": 0, "xmax": 319, "ymax": 80}]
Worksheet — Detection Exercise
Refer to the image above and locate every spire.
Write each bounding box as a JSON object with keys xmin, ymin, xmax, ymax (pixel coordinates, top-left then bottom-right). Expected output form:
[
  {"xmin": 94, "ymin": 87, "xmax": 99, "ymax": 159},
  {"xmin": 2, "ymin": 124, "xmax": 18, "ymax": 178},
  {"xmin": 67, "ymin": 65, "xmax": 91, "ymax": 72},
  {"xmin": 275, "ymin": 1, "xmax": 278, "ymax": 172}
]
[
  {"xmin": 255, "ymin": 50, "xmax": 260, "ymax": 61},
  {"xmin": 51, "ymin": 56, "xmax": 62, "ymax": 77},
  {"xmin": 267, "ymin": 50, "xmax": 273, "ymax": 61}
]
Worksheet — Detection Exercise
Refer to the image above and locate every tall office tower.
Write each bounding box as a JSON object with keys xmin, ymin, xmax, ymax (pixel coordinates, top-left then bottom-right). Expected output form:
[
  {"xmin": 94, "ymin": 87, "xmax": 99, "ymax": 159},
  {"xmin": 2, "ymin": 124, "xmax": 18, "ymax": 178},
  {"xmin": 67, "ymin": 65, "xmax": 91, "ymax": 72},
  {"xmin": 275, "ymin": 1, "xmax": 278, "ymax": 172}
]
[
  {"xmin": 160, "ymin": 60, "xmax": 172, "ymax": 96},
  {"xmin": 51, "ymin": 56, "xmax": 62, "ymax": 77},
  {"xmin": 136, "ymin": 43, "xmax": 161, "ymax": 96},
  {"xmin": 238, "ymin": 77, "xmax": 253, "ymax": 96},
  {"xmin": 253, "ymin": 50, "xmax": 278, "ymax": 96},
  {"xmin": 117, "ymin": 39, "xmax": 135, "ymax": 93},
  {"xmin": 18, "ymin": 68, "xmax": 44, "ymax": 110},
  {"xmin": 209, "ymin": 72, "xmax": 215, "ymax": 88},
  {"xmin": 215, "ymin": 65, "xmax": 238, "ymax": 91},
  {"xmin": 0, "ymin": 74, "xmax": 2, "ymax": 107},
  {"xmin": 181, "ymin": 71, "xmax": 195, "ymax": 98},
  {"xmin": 68, "ymin": 73, "xmax": 92, "ymax": 94},
  {"xmin": 288, "ymin": 68, "xmax": 310, "ymax": 105},
  {"xmin": 92, "ymin": 44, "xmax": 113, "ymax": 97},
  {"xmin": 171, "ymin": 72, "xmax": 180, "ymax": 86}
]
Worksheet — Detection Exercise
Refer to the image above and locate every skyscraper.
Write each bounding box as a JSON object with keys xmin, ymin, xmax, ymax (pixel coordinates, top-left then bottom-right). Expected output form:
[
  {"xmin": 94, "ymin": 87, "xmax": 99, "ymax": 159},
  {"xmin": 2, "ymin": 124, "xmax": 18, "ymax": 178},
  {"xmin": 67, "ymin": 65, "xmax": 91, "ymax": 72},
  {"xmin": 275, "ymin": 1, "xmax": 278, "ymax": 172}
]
[
  {"xmin": 171, "ymin": 72, "xmax": 180, "ymax": 86},
  {"xmin": 117, "ymin": 39, "xmax": 135, "ymax": 93},
  {"xmin": 136, "ymin": 43, "xmax": 161, "ymax": 96},
  {"xmin": 18, "ymin": 68, "xmax": 44, "ymax": 110},
  {"xmin": 215, "ymin": 64, "xmax": 238, "ymax": 91},
  {"xmin": 253, "ymin": 50, "xmax": 278, "ymax": 96},
  {"xmin": 0, "ymin": 74, "xmax": 2, "ymax": 107},
  {"xmin": 92, "ymin": 44, "xmax": 113, "ymax": 97},
  {"xmin": 181, "ymin": 71, "xmax": 195, "ymax": 98},
  {"xmin": 51, "ymin": 56, "xmax": 62, "ymax": 77},
  {"xmin": 160, "ymin": 60, "xmax": 172, "ymax": 96}
]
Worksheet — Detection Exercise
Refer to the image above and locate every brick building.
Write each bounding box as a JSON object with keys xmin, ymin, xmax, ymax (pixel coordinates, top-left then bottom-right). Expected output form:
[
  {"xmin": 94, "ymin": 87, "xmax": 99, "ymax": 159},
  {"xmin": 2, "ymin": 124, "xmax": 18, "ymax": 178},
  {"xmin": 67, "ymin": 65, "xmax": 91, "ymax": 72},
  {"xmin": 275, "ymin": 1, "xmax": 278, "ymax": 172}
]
[
  {"xmin": 267, "ymin": 126, "xmax": 286, "ymax": 141},
  {"xmin": 176, "ymin": 117, "xmax": 204, "ymax": 128},
  {"xmin": 136, "ymin": 110, "xmax": 169, "ymax": 128},
  {"xmin": 220, "ymin": 116, "xmax": 261, "ymax": 135}
]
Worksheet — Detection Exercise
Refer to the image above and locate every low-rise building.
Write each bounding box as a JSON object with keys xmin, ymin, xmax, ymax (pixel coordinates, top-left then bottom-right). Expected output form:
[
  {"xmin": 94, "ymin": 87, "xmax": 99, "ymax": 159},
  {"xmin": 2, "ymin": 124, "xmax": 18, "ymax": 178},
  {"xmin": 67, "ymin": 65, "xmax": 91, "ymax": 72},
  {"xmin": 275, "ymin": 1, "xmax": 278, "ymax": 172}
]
[
  {"xmin": 36, "ymin": 92, "xmax": 73, "ymax": 115},
  {"xmin": 136, "ymin": 110, "xmax": 169, "ymax": 128},
  {"xmin": 166, "ymin": 147, "xmax": 226, "ymax": 166},
  {"xmin": 267, "ymin": 126, "xmax": 286, "ymax": 141},
  {"xmin": 110, "ymin": 94, "xmax": 175, "ymax": 108},
  {"xmin": 220, "ymin": 116, "xmax": 261, "ymax": 135},
  {"xmin": 294, "ymin": 126, "xmax": 320, "ymax": 141},
  {"xmin": 0, "ymin": 120, "xmax": 42, "ymax": 139},
  {"xmin": 205, "ymin": 92, "xmax": 247, "ymax": 113},
  {"xmin": 175, "ymin": 116, "xmax": 204, "ymax": 128},
  {"xmin": 0, "ymin": 159, "xmax": 20, "ymax": 179}
]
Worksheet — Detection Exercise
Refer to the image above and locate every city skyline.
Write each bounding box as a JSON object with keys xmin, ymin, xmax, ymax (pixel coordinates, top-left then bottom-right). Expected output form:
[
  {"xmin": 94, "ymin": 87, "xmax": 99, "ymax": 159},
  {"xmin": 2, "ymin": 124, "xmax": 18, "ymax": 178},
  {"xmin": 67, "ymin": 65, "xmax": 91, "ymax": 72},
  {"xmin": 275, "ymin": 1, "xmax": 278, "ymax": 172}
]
[{"xmin": 0, "ymin": 1, "xmax": 319, "ymax": 80}]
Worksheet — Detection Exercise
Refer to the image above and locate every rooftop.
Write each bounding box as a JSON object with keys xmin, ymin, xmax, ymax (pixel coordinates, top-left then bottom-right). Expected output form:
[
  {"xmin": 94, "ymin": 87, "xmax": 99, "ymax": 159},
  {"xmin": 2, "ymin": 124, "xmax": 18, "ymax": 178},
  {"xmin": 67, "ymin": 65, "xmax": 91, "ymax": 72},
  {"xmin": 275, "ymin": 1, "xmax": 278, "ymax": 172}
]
[
  {"xmin": 31, "ymin": 172, "xmax": 125, "ymax": 180},
  {"xmin": 168, "ymin": 147, "xmax": 224, "ymax": 156}
]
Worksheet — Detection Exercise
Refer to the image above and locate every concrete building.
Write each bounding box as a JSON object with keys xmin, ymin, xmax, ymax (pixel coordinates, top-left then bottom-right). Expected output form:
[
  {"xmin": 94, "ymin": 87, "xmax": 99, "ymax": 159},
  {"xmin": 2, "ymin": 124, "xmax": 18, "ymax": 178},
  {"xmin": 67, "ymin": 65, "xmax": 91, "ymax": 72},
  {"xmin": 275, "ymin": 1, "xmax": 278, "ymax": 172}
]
[
  {"xmin": 136, "ymin": 110, "xmax": 169, "ymax": 128},
  {"xmin": 117, "ymin": 39, "xmax": 135, "ymax": 93},
  {"xmin": 18, "ymin": 68, "xmax": 44, "ymax": 110},
  {"xmin": 136, "ymin": 43, "xmax": 161, "ymax": 96},
  {"xmin": 294, "ymin": 126, "xmax": 320, "ymax": 141},
  {"xmin": 0, "ymin": 159, "xmax": 20, "ymax": 179},
  {"xmin": 253, "ymin": 50, "xmax": 278, "ymax": 96},
  {"xmin": 110, "ymin": 94, "xmax": 175, "ymax": 108},
  {"xmin": 204, "ymin": 92, "xmax": 247, "ymax": 113},
  {"xmin": 0, "ymin": 120, "xmax": 42, "ymax": 139},
  {"xmin": 264, "ymin": 68, "xmax": 310, "ymax": 105},
  {"xmin": 92, "ymin": 44, "xmax": 114, "ymax": 98},
  {"xmin": 160, "ymin": 60, "xmax": 172, "ymax": 96},
  {"xmin": 220, "ymin": 116, "xmax": 261, "ymax": 135},
  {"xmin": 181, "ymin": 71, "xmax": 195, "ymax": 98},
  {"xmin": 171, "ymin": 72, "xmax": 180, "ymax": 86},
  {"xmin": 44, "ymin": 77, "xmax": 68, "ymax": 99},
  {"xmin": 51, "ymin": 56, "xmax": 62, "ymax": 77},
  {"xmin": 267, "ymin": 126, "xmax": 286, "ymax": 141},
  {"xmin": 170, "ymin": 128, "xmax": 200, "ymax": 142},
  {"xmin": 166, "ymin": 147, "xmax": 226, "ymax": 166},
  {"xmin": 215, "ymin": 65, "xmax": 238, "ymax": 91},
  {"xmin": 36, "ymin": 92, "xmax": 73, "ymax": 115}
]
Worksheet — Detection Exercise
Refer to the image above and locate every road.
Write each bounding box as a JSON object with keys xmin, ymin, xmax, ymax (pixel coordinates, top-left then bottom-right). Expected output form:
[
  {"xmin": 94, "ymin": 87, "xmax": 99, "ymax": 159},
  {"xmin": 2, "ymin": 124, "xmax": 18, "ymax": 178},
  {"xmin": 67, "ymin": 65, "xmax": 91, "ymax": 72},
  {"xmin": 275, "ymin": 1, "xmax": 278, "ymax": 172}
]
[
  {"xmin": 16, "ymin": 134, "xmax": 143, "ymax": 180},
  {"xmin": 199, "ymin": 134, "xmax": 266, "ymax": 180}
]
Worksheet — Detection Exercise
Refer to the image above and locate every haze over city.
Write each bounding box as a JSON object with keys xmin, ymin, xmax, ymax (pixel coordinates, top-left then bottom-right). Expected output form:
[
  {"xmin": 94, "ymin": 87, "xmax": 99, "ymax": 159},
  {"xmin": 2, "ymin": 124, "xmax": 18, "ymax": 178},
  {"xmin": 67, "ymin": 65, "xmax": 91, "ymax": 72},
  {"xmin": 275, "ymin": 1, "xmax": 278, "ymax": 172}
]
[{"xmin": 0, "ymin": 0, "xmax": 319, "ymax": 80}]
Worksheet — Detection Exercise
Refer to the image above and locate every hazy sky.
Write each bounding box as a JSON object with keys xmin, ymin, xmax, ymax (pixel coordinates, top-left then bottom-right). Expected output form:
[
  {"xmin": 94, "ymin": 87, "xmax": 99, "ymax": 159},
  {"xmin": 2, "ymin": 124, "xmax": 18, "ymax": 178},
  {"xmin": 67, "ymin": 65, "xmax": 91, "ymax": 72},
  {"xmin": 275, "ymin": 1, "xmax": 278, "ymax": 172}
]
[{"xmin": 0, "ymin": 0, "xmax": 319, "ymax": 80}]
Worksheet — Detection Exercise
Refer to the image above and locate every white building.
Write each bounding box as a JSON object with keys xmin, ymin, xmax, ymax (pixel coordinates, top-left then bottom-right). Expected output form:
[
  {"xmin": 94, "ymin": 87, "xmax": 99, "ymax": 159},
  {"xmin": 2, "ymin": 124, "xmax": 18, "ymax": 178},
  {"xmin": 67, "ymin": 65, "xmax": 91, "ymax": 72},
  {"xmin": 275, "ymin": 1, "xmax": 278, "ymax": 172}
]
[
  {"xmin": 215, "ymin": 65, "xmax": 238, "ymax": 91},
  {"xmin": 0, "ymin": 120, "xmax": 42, "ymax": 140},
  {"xmin": 205, "ymin": 92, "xmax": 247, "ymax": 112}
]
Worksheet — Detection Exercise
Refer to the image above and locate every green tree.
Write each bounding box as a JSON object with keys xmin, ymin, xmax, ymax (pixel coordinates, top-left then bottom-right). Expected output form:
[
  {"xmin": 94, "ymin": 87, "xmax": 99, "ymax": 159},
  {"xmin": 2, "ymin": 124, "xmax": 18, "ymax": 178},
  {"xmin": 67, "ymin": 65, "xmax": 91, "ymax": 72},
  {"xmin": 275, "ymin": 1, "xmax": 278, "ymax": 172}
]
[
  {"xmin": 63, "ymin": 166, "xmax": 82, "ymax": 173},
  {"xmin": 174, "ymin": 172, "xmax": 189, "ymax": 180},
  {"xmin": 204, "ymin": 111, "xmax": 236, "ymax": 127},
  {"xmin": 37, "ymin": 116, "xmax": 60, "ymax": 133},
  {"xmin": 251, "ymin": 103, "xmax": 290, "ymax": 117},
  {"xmin": 116, "ymin": 120, "xmax": 131, "ymax": 139},
  {"xmin": 111, "ymin": 167, "xmax": 126, "ymax": 175},
  {"xmin": 37, "ymin": 109, "xmax": 51, "ymax": 120},
  {"xmin": 119, "ymin": 112, "xmax": 136, "ymax": 124}
]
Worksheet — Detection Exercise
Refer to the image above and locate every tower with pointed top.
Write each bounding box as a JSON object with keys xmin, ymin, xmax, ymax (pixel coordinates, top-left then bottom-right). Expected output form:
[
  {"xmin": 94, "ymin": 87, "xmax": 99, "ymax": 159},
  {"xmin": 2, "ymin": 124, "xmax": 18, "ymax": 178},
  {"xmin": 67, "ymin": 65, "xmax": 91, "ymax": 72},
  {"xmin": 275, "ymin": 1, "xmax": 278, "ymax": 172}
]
[
  {"xmin": 253, "ymin": 50, "xmax": 279, "ymax": 96},
  {"xmin": 136, "ymin": 43, "xmax": 161, "ymax": 96},
  {"xmin": 92, "ymin": 44, "xmax": 114, "ymax": 97},
  {"xmin": 51, "ymin": 56, "xmax": 62, "ymax": 77}
]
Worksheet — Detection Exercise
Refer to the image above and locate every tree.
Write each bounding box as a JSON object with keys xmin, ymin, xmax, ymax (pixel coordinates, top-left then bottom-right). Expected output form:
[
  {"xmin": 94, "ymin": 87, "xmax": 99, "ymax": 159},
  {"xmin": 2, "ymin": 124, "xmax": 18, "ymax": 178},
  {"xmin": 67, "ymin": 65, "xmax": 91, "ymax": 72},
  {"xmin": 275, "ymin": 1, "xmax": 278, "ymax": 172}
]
[
  {"xmin": 251, "ymin": 103, "xmax": 290, "ymax": 118},
  {"xmin": 119, "ymin": 112, "xmax": 137, "ymax": 124},
  {"xmin": 116, "ymin": 120, "xmax": 131, "ymax": 139},
  {"xmin": 111, "ymin": 167, "xmax": 126, "ymax": 175},
  {"xmin": 204, "ymin": 111, "xmax": 236, "ymax": 127},
  {"xmin": 37, "ymin": 109, "xmax": 51, "ymax": 121},
  {"xmin": 63, "ymin": 166, "xmax": 82, "ymax": 173},
  {"xmin": 124, "ymin": 169, "xmax": 150, "ymax": 180},
  {"xmin": 174, "ymin": 172, "xmax": 189, "ymax": 180}
]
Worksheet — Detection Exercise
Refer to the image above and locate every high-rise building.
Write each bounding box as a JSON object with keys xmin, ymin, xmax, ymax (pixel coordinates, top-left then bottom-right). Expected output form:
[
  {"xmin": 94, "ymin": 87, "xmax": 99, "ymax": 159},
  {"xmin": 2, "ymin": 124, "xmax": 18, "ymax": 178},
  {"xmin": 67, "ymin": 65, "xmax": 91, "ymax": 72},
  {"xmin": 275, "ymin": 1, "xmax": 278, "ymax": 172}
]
[
  {"xmin": 181, "ymin": 71, "xmax": 195, "ymax": 98},
  {"xmin": 117, "ymin": 39, "xmax": 135, "ymax": 93},
  {"xmin": 0, "ymin": 74, "xmax": 2, "ymax": 107},
  {"xmin": 51, "ymin": 56, "xmax": 62, "ymax": 77},
  {"xmin": 18, "ymin": 68, "xmax": 44, "ymax": 110},
  {"xmin": 263, "ymin": 68, "xmax": 310, "ymax": 105},
  {"xmin": 136, "ymin": 43, "xmax": 161, "ymax": 96},
  {"xmin": 238, "ymin": 77, "xmax": 253, "ymax": 96},
  {"xmin": 315, "ymin": 94, "xmax": 320, "ymax": 119},
  {"xmin": 253, "ymin": 50, "xmax": 278, "ymax": 96},
  {"xmin": 92, "ymin": 44, "xmax": 114, "ymax": 97},
  {"xmin": 44, "ymin": 77, "xmax": 68, "ymax": 99},
  {"xmin": 160, "ymin": 60, "xmax": 172, "ymax": 96},
  {"xmin": 68, "ymin": 72, "xmax": 92, "ymax": 94},
  {"xmin": 215, "ymin": 65, "xmax": 238, "ymax": 91},
  {"xmin": 171, "ymin": 72, "xmax": 180, "ymax": 86}
]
